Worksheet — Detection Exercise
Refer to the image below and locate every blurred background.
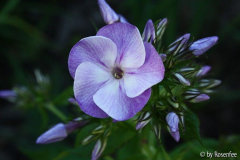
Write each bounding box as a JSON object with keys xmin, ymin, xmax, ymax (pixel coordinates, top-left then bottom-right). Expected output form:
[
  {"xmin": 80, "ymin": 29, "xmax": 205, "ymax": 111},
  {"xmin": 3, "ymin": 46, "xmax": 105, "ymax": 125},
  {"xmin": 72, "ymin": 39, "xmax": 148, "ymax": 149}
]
[{"xmin": 0, "ymin": 0, "xmax": 240, "ymax": 159}]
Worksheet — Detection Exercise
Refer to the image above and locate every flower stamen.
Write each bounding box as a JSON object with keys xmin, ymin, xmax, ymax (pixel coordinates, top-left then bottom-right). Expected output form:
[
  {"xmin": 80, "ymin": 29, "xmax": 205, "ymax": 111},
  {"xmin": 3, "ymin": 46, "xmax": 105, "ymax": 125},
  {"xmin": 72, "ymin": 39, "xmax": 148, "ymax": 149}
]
[{"xmin": 112, "ymin": 67, "xmax": 124, "ymax": 79}]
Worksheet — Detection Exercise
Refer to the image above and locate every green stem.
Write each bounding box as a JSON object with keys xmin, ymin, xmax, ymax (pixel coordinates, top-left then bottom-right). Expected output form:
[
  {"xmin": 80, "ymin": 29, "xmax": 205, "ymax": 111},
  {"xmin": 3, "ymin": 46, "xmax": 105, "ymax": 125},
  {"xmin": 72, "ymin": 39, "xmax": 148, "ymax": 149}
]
[{"xmin": 45, "ymin": 103, "xmax": 67, "ymax": 122}]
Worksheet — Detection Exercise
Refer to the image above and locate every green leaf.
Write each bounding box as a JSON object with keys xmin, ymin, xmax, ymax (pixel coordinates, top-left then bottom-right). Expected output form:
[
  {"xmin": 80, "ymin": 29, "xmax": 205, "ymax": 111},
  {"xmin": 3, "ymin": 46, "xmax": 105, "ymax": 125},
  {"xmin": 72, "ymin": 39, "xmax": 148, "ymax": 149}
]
[
  {"xmin": 103, "ymin": 123, "xmax": 137, "ymax": 156},
  {"xmin": 181, "ymin": 109, "xmax": 202, "ymax": 144}
]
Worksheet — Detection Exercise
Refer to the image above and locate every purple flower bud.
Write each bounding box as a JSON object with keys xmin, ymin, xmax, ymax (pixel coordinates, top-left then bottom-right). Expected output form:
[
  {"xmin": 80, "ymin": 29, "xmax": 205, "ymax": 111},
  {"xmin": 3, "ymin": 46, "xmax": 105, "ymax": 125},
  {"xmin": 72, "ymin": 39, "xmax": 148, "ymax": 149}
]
[
  {"xmin": 156, "ymin": 18, "xmax": 168, "ymax": 42},
  {"xmin": 92, "ymin": 139, "xmax": 107, "ymax": 160},
  {"xmin": 199, "ymin": 79, "xmax": 221, "ymax": 88},
  {"xmin": 136, "ymin": 112, "xmax": 151, "ymax": 130},
  {"xmin": 168, "ymin": 33, "xmax": 190, "ymax": 53},
  {"xmin": 98, "ymin": 0, "xmax": 127, "ymax": 24},
  {"xmin": 119, "ymin": 14, "xmax": 128, "ymax": 23},
  {"xmin": 36, "ymin": 123, "xmax": 67, "ymax": 144},
  {"xmin": 142, "ymin": 19, "xmax": 155, "ymax": 43},
  {"xmin": 159, "ymin": 53, "xmax": 167, "ymax": 62},
  {"xmin": 68, "ymin": 97, "xmax": 79, "ymax": 106},
  {"xmin": 190, "ymin": 36, "xmax": 218, "ymax": 56},
  {"xmin": 208, "ymin": 80, "xmax": 221, "ymax": 88},
  {"xmin": 36, "ymin": 119, "xmax": 88, "ymax": 144},
  {"xmin": 166, "ymin": 112, "xmax": 180, "ymax": 142},
  {"xmin": 156, "ymin": 18, "xmax": 168, "ymax": 29},
  {"xmin": 196, "ymin": 65, "xmax": 211, "ymax": 77},
  {"xmin": 0, "ymin": 90, "xmax": 16, "ymax": 99},
  {"xmin": 173, "ymin": 73, "xmax": 191, "ymax": 86},
  {"xmin": 189, "ymin": 94, "xmax": 210, "ymax": 103}
]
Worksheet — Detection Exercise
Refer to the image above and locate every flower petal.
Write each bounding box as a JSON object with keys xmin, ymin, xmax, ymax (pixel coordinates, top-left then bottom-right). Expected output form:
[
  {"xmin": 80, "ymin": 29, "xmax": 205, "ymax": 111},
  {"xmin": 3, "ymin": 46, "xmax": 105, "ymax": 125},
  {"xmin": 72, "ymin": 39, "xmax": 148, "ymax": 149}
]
[
  {"xmin": 68, "ymin": 36, "xmax": 117, "ymax": 78},
  {"xmin": 97, "ymin": 23, "xmax": 145, "ymax": 68},
  {"xmin": 74, "ymin": 62, "xmax": 112, "ymax": 118},
  {"xmin": 123, "ymin": 43, "xmax": 165, "ymax": 98},
  {"xmin": 93, "ymin": 79, "xmax": 151, "ymax": 121}
]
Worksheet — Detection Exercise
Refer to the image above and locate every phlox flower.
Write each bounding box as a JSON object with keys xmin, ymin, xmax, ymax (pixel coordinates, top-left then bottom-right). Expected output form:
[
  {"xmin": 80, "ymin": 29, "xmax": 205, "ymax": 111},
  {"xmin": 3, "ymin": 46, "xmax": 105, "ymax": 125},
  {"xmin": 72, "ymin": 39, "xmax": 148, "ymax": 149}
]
[{"xmin": 68, "ymin": 23, "xmax": 165, "ymax": 121}]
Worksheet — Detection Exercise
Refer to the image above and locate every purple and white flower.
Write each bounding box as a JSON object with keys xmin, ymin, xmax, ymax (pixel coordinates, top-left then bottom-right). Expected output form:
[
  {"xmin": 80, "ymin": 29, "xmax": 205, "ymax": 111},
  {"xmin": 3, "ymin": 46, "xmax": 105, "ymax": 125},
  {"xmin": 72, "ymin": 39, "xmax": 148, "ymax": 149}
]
[
  {"xmin": 166, "ymin": 112, "xmax": 180, "ymax": 142},
  {"xmin": 68, "ymin": 23, "xmax": 165, "ymax": 121}
]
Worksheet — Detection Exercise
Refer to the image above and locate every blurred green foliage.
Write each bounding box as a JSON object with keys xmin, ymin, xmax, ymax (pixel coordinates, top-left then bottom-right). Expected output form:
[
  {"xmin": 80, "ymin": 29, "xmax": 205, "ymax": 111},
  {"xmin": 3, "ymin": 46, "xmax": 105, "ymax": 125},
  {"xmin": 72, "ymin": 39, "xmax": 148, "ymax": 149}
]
[{"xmin": 1, "ymin": 0, "xmax": 240, "ymax": 159}]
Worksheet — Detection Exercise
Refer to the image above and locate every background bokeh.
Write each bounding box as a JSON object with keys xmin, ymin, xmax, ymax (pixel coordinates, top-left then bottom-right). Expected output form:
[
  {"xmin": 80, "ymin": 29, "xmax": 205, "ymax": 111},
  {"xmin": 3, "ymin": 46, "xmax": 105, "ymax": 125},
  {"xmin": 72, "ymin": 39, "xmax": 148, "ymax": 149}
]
[{"xmin": 1, "ymin": 0, "xmax": 240, "ymax": 159}]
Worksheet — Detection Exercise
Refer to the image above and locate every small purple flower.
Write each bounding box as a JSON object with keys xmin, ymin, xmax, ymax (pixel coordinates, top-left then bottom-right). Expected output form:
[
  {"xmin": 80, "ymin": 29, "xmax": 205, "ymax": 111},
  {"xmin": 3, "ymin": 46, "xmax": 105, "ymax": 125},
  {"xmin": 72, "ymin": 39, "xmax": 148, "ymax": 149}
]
[
  {"xmin": 166, "ymin": 112, "xmax": 180, "ymax": 142},
  {"xmin": 142, "ymin": 19, "xmax": 155, "ymax": 43},
  {"xmin": 190, "ymin": 36, "xmax": 218, "ymax": 56},
  {"xmin": 36, "ymin": 119, "xmax": 88, "ymax": 144},
  {"xmin": 0, "ymin": 90, "xmax": 16, "ymax": 99},
  {"xmin": 189, "ymin": 94, "xmax": 210, "ymax": 103},
  {"xmin": 196, "ymin": 65, "xmax": 211, "ymax": 77},
  {"xmin": 98, "ymin": 0, "xmax": 128, "ymax": 24},
  {"xmin": 68, "ymin": 23, "xmax": 165, "ymax": 121}
]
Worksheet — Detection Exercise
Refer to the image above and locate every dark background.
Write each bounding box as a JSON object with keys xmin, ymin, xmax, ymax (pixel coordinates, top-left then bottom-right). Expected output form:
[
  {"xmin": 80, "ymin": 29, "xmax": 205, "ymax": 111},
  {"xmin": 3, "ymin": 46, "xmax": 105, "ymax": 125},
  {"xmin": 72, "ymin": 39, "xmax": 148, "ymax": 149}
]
[{"xmin": 0, "ymin": 0, "xmax": 240, "ymax": 159}]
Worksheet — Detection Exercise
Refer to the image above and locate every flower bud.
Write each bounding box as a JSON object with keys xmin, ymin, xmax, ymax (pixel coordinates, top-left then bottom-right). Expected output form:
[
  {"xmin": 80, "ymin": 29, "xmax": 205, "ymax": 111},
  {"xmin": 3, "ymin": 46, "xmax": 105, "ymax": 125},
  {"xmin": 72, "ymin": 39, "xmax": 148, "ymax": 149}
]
[
  {"xmin": 173, "ymin": 73, "xmax": 191, "ymax": 86},
  {"xmin": 167, "ymin": 97, "xmax": 179, "ymax": 108},
  {"xmin": 199, "ymin": 79, "xmax": 221, "ymax": 88},
  {"xmin": 142, "ymin": 19, "xmax": 155, "ymax": 43},
  {"xmin": 119, "ymin": 14, "xmax": 128, "ymax": 23},
  {"xmin": 136, "ymin": 112, "xmax": 151, "ymax": 130},
  {"xmin": 0, "ymin": 90, "xmax": 16, "ymax": 99},
  {"xmin": 91, "ymin": 139, "xmax": 107, "ymax": 160},
  {"xmin": 36, "ymin": 119, "xmax": 88, "ymax": 144},
  {"xmin": 153, "ymin": 123, "xmax": 161, "ymax": 141},
  {"xmin": 98, "ymin": 0, "xmax": 127, "ymax": 24},
  {"xmin": 36, "ymin": 123, "xmax": 67, "ymax": 144},
  {"xmin": 166, "ymin": 112, "xmax": 180, "ymax": 142},
  {"xmin": 189, "ymin": 36, "xmax": 218, "ymax": 56},
  {"xmin": 196, "ymin": 65, "xmax": 211, "ymax": 77},
  {"xmin": 156, "ymin": 18, "xmax": 168, "ymax": 42},
  {"xmin": 68, "ymin": 97, "xmax": 79, "ymax": 106},
  {"xmin": 179, "ymin": 67, "xmax": 196, "ymax": 76},
  {"xmin": 159, "ymin": 53, "xmax": 167, "ymax": 62},
  {"xmin": 183, "ymin": 89, "xmax": 201, "ymax": 99},
  {"xmin": 189, "ymin": 94, "xmax": 210, "ymax": 103},
  {"xmin": 168, "ymin": 33, "xmax": 190, "ymax": 54}
]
